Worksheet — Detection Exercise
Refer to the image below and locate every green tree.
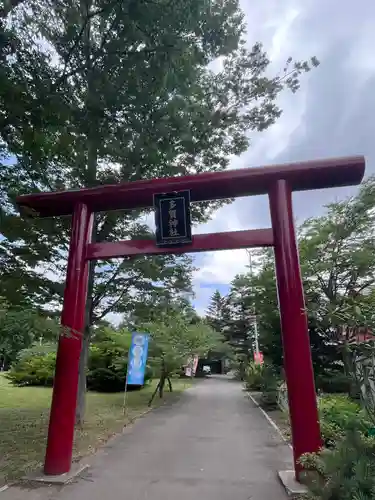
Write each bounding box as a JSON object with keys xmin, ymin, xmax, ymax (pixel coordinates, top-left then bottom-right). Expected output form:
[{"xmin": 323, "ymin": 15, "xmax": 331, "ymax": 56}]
[
  {"xmin": 205, "ymin": 289, "xmax": 230, "ymax": 332},
  {"xmin": 226, "ymin": 274, "xmax": 257, "ymax": 357},
  {"xmin": 0, "ymin": 297, "xmax": 59, "ymax": 369},
  {"xmin": 300, "ymin": 177, "xmax": 375, "ymax": 309},
  {"xmin": 223, "ymin": 177, "xmax": 375, "ymax": 389},
  {"xmin": 299, "ymin": 176, "xmax": 375, "ymax": 380},
  {"xmin": 0, "ymin": 0, "xmax": 318, "ymax": 421},
  {"xmin": 126, "ymin": 292, "xmax": 199, "ymax": 327},
  {"xmin": 143, "ymin": 312, "xmax": 225, "ymax": 403}
]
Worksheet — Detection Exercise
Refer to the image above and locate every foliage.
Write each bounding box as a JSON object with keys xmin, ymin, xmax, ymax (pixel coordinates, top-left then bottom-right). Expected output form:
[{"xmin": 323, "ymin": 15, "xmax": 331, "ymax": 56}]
[
  {"xmin": 259, "ymin": 363, "xmax": 281, "ymax": 410},
  {"xmin": 225, "ymin": 274, "xmax": 256, "ymax": 358},
  {"xmin": 7, "ymin": 326, "xmax": 152, "ymax": 391},
  {"xmin": 0, "ymin": 297, "xmax": 59, "ymax": 369},
  {"xmin": 6, "ymin": 352, "xmax": 56, "ymax": 387},
  {"xmin": 87, "ymin": 368, "xmax": 123, "ymax": 393},
  {"xmin": 300, "ymin": 176, "xmax": 375, "ymax": 311},
  {"xmin": 205, "ymin": 290, "xmax": 231, "ymax": 334},
  {"xmin": 87, "ymin": 328, "xmax": 152, "ymax": 392},
  {"xmin": 299, "ymin": 178, "xmax": 375, "ymax": 385},
  {"xmin": 300, "ymin": 429, "xmax": 375, "ymax": 500},
  {"xmin": 128, "ymin": 296, "xmax": 201, "ymax": 328},
  {"xmin": 142, "ymin": 311, "xmax": 227, "ymax": 402},
  {"xmin": 231, "ymin": 353, "xmax": 247, "ymax": 380},
  {"xmin": 244, "ymin": 361, "xmax": 264, "ymax": 391},
  {"xmin": 298, "ymin": 393, "xmax": 374, "ymax": 499},
  {"xmin": 206, "ymin": 177, "xmax": 375, "ymax": 395},
  {"xmin": 316, "ymin": 371, "xmax": 352, "ymax": 395},
  {"xmin": 209, "ymin": 253, "xmax": 282, "ymax": 367},
  {"xmin": 16, "ymin": 342, "xmax": 58, "ymax": 360},
  {"xmin": 318, "ymin": 394, "xmax": 371, "ymax": 448},
  {"xmin": 0, "ymin": 0, "xmax": 317, "ymax": 317},
  {"xmin": 0, "ymin": 0, "xmax": 318, "ymax": 421}
]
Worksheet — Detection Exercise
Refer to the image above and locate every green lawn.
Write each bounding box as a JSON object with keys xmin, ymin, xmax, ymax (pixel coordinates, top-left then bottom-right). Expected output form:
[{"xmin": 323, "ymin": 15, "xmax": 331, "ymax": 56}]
[{"xmin": 0, "ymin": 373, "xmax": 191, "ymax": 485}]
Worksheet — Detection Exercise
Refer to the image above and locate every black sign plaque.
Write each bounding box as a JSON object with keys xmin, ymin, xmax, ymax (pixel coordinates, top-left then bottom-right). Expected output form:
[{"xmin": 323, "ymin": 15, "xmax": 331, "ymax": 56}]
[{"xmin": 154, "ymin": 190, "xmax": 192, "ymax": 247}]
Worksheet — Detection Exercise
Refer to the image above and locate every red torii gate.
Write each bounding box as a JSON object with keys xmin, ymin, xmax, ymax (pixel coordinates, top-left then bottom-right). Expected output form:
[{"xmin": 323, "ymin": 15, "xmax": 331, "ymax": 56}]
[{"xmin": 16, "ymin": 155, "xmax": 365, "ymax": 480}]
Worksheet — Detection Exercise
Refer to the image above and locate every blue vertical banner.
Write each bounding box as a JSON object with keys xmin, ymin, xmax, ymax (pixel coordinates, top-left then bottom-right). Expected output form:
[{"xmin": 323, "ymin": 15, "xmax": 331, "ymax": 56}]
[{"xmin": 126, "ymin": 333, "xmax": 150, "ymax": 385}]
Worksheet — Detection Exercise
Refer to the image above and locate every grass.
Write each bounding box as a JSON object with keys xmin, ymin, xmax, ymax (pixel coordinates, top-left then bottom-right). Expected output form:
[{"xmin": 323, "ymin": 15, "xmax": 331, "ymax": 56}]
[{"xmin": 0, "ymin": 373, "xmax": 191, "ymax": 485}]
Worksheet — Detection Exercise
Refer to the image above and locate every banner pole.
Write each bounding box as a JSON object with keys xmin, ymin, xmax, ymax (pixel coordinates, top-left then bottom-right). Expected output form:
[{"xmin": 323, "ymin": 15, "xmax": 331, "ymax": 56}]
[{"xmin": 123, "ymin": 370, "xmax": 129, "ymax": 416}]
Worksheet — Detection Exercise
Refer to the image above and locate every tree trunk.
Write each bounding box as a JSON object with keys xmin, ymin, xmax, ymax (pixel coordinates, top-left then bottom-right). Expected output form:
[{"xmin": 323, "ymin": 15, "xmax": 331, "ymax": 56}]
[
  {"xmin": 148, "ymin": 380, "xmax": 161, "ymax": 406},
  {"xmin": 341, "ymin": 340, "xmax": 360, "ymax": 399},
  {"xmin": 75, "ymin": 322, "xmax": 91, "ymax": 425},
  {"xmin": 159, "ymin": 375, "xmax": 165, "ymax": 398},
  {"xmin": 167, "ymin": 377, "xmax": 173, "ymax": 392},
  {"xmin": 159, "ymin": 358, "xmax": 167, "ymax": 398},
  {"xmin": 75, "ymin": 258, "xmax": 96, "ymax": 425},
  {"xmin": 75, "ymin": 0, "xmax": 99, "ymax": 425}
]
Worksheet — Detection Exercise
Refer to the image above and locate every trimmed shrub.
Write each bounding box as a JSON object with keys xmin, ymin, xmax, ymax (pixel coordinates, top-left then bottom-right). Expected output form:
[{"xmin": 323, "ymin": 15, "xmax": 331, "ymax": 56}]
[
  {"xmin": 87, "ymin": 367, "xmax": 125, "ymax": 392},
  {"xmin": 87, "ymin": 363, "xmax": 152, "ymax": 392},
  {"xmin": 6, "ymin": 352, "xmax": 56, "ymax": 386},
  {"xmin": 7, "ymin": 329, "xmax": 153, "ymax": 391}
]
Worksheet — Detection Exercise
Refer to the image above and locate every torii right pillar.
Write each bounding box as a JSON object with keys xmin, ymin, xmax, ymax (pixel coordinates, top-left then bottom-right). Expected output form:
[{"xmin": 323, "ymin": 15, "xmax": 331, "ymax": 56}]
[{"xmin": 269, "ymin": 180, "xmax": 322, "ymax": 479}]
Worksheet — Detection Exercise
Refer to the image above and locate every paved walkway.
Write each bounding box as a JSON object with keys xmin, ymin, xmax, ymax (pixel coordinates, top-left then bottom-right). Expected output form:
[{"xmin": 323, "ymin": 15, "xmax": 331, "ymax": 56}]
[{"xmin": 3, "ymin": 376, "xmax": 292, "ymax": 500}]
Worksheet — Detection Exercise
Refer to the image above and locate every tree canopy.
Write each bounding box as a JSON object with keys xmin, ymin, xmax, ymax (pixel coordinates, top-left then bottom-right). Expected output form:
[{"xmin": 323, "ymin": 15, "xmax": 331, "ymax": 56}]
[
  {"xmin": 205, "ymin": 177, "xmax": 375, "ymax": 389},
  {"xmin": 0, "ymin": 0, "xmax": 318, "ymax": 419},
  {"xmin": 141, "ymin": 310, "xmax": 227, "ymax": 401}
]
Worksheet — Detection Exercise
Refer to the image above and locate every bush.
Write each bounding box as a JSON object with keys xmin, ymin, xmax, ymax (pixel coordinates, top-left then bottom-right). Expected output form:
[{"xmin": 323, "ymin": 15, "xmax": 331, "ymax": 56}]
[
  {"xmin": 300, "ymin": 428, "xmax": 375, "ymax": 499},
  {"xmin": 242, "ymin": 361, "xmax": 281, "ymax": 408},
  {"xmin": 244, "ymin": 362, "xmax": 264, "ymax": 391},
  {"xmin": 316, "ymin": 371, "xmax": 352, "ymax": 394},
  {"xmin": 86, "ymin": 329, "xmax": 153, "ymax": 392},
  {"xmin": 259, "ymin": 364, "xmax": 281, "ymax": 410},
  {"xmin": 318, "ymin": 394, "xmax": 371, "ymax": 448},
  {"xmin": 87, "ymin": 364, "xmax": 152, "ymax": 392},
  {"xmin": 87, "ymin": 367, "xmax": 125, "ymax": 392},
  {"xmin": 7, "ymin": 329, "xmax": 153, "ymax": 391},
  {"xmin": 7, "ymin": 352, "xmax": 56, "ymax": 386},
  {"xmin": 232, "ymin": 355, "xmax": 247, "ymax": 381}
]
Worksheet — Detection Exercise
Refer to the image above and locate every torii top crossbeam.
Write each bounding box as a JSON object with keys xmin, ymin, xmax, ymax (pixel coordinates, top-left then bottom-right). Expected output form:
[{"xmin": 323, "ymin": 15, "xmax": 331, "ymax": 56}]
[{"xmin": 16, "ymin": 156, "xmax": 365, "ymax": 217}]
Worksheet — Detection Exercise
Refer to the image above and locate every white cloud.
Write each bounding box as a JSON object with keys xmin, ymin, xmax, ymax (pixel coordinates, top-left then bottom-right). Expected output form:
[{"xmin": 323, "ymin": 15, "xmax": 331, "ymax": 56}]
[
  {"xmin": 193, "ymin": 249, "xmax": 249, "ymax": 285},
  {"xmin": 346, "ymin": 21, "xmax": 375, "ymax": 76}
]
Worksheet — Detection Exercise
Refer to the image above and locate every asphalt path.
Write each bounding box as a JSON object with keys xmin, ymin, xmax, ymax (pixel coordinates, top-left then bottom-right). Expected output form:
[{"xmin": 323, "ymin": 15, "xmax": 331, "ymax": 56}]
[{"xmin": 57, "ymin": 376, "xmax": 291, "ymax": 500}]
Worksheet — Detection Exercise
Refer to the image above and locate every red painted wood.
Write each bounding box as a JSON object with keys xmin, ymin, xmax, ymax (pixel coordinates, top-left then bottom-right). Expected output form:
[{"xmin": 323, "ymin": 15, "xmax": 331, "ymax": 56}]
[
  {"xmin": 18, "ymin": 154, "xmax": 366, "ymax": 479},
  {"xmin": 269, "ymin": 180, "xmax": 322, "ymax": 479},
  {"xmin": 16, "ymin": 156, "xmax": 365, "ymax": 217},
  {"xmin": 86, "ymin": 229, "xmax": 274, "ymax": 260},
  {"xmin": 44, "ymin": 203, "xmax": 93, "ymax": 475}
]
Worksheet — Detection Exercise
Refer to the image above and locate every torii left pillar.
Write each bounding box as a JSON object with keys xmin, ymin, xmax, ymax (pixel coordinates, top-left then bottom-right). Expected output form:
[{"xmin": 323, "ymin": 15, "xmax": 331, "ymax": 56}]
[{"xmin": 44, "ymin": 203, "xmax": 93, "ymax": 475}]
